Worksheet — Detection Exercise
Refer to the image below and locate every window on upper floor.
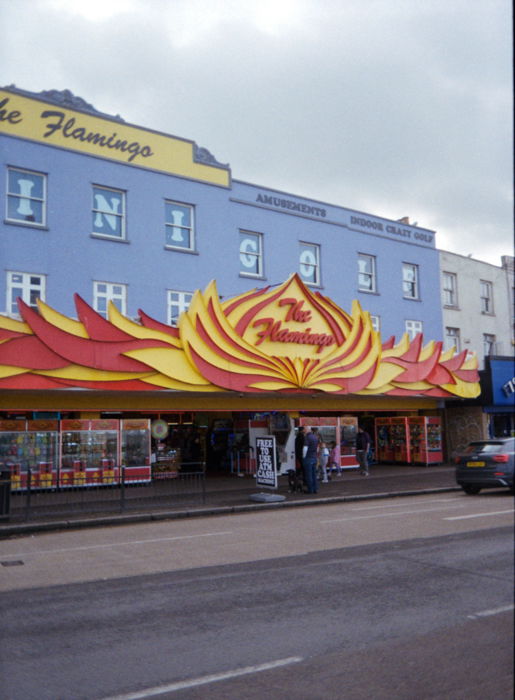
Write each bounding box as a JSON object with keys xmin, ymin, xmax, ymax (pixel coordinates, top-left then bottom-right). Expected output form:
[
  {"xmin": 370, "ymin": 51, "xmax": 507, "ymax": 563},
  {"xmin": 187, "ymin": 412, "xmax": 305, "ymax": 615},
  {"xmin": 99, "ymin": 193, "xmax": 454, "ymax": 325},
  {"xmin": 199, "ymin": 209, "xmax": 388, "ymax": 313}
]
[
  {"xmin": 6, "ymin": 167, "xmax": 47, "ymax": 227},
  {"xmin": 92, "ymin": 185, "xmax": 126, "ymax": 240},
  {"xmin": 299, "ymin": 242, "xmax": 320, "ymax": 286},
  {"xmin": 239, "ymin": 230, "xmax": 263, "ymax": 278},
  {"xmin": 93, "ymin": 281, "xmax": 127, "ymax": 318},
  {"xmin": 442, "ymin": 271, "xmax": 458, "ymax": 307},
  {"xmin": 405, "ymin": 319, "xmax": 423, "ymax": 340},
  {"xmin": 370, "ymin": 314, "xmax": 381, "ymax": 332},
  {"xmin": 444, "ymin": 327, "xmax": 461, "ymax": 353},
  {"xmin": 402, "ymin": 263, "xmax": 419, "ymax": 299},
  {"xmin": 483, "ymin": 333, "xmax": 496, "ymax": 356},
  {"xmin": 165, "ymin": 201, "xmax": 195, "ymax": 251},
  {"xmin": 6, "ymin": 271, "xmax": 46, "ymax": 316},
  {"xmin": 358, "ymin": 253, "xmax": 376, "ymax": 293},
  {"xmin": 167, "ymin": 290, "xmax": 193, "ymax": 326},
  {"xmin": 480, "ymin": 280, "xmax": 493, "ymax": 314}
]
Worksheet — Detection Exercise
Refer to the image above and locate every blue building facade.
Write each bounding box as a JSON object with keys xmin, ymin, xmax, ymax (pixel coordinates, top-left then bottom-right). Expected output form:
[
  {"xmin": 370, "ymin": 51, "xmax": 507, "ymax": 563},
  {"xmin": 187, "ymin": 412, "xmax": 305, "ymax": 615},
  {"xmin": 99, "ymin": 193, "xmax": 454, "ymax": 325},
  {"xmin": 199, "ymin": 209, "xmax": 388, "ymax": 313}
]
[{"xmin": 1, "ymin": 85, "xmax": 442, "ymax": 345}]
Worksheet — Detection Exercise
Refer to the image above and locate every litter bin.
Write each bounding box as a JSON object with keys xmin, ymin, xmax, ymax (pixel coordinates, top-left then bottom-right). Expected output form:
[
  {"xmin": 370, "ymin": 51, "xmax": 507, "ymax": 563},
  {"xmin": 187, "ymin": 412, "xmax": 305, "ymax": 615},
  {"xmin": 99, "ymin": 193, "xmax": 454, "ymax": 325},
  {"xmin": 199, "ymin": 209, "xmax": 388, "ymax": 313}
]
[{"xmin": 0, "ymin": 469, "xmax": 11, "ymax": 520}]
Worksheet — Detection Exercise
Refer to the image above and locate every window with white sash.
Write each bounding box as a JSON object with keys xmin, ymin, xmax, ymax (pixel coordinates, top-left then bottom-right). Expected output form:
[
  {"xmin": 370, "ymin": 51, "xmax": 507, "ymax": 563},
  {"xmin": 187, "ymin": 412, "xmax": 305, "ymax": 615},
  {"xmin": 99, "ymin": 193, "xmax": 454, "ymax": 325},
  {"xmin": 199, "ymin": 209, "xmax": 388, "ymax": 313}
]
[
  {"xmin": 6, "ymin": 167, "xmax": 46, "ymax": 226},
  {"xmin": 92, "ymin": 185, "xmax": 126, "ymax": 239},
  {"xmin": 239, "ymin": 230, "xmax": 263, "ymax": 277},
  {"xmin": 93, "ymin": 281, "xmax": 127, "ymax": 318},
  {"xmin": 165, "ymin": 201, "xmax": 195, "ymax": 251},
  {"xmin": 405, "ymin": 319, "xmax": 422, "ymax": 340},
  {"xmin": 6, "ymin": 271, "xmax": 46, "ymax": 316},
  {"xmin": 299, "ymin": 242, "xmax": 320, "ymax": 286},
  {"xmin": 402, "ymin": 263, "xmax": 419, "ymax": 299},
  {"xmin": 167, "ymin": 290, "xmax": 193, "ymax": 326}
]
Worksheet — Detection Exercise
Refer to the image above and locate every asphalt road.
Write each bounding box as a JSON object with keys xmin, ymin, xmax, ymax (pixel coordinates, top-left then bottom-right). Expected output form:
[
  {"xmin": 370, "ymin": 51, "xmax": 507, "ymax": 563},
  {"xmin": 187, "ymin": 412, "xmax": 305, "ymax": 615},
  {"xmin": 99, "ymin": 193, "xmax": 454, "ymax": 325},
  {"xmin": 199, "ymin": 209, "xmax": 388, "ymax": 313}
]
[{"xmin": 0, "ymin": 492, "xmax": 513, "ymax": 700}]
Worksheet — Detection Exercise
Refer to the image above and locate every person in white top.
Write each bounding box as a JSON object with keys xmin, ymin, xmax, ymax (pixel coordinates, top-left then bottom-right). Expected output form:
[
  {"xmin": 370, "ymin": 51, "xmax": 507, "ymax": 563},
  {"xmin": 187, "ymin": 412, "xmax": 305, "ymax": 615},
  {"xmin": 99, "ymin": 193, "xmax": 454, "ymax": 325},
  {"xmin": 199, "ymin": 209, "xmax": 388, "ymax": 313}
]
[{"xmin": 318, "ymin": 440, "xmax": 330, "ymax": 483}]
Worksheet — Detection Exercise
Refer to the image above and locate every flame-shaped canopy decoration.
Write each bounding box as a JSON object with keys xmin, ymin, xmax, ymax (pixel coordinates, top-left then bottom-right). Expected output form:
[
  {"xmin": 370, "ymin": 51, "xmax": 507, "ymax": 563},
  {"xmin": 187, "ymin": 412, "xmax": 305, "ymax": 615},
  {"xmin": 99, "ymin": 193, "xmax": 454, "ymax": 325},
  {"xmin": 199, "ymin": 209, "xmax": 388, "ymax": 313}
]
[{"xmin": 0, "ymin": 274, "xmax": 479, "ymax": 397}]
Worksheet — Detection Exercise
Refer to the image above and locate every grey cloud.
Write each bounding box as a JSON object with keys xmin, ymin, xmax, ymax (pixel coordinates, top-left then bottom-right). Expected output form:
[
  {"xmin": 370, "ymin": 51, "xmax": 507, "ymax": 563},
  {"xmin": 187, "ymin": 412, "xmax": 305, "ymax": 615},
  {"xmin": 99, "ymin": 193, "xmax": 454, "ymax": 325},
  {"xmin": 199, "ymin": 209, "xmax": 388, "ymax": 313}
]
[{"xmin": 0, "ymin": 0, "xmax": 511, "ymax": 263}]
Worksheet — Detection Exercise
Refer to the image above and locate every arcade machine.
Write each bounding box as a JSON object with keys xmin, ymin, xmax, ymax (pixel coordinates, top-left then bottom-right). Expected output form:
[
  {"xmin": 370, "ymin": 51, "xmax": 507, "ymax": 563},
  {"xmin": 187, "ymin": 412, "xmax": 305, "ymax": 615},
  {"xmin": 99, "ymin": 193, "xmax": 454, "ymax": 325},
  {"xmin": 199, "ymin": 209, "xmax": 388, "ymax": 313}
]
[
  {"xmin": 60, "ymin": 419, "xmax": 119, "ymax": 486},
  {"xmin": 0, "ymin": 419, "xmax": 59, "ymax": 490},
  {"xmin": 268, "ymin": 413, "xmax": 295, "ymax": 475},
  {"xmin": 121, "ymin": 419, "xmax": 151, "ymax": 482},
  {"xmin": 408, "ymin": 416, "xmax": 443, "ymax": 464},
  {"xmin": 375, "ymin": 417, "xmax": 410, "ymax": 463},
  {"xmin": 298, "ymin": 416, "xmax": 359, "ymax": 470},
  {"xmin": 243, "ymin": 412, "xmax": 296, "ymax": 476},
  {"xmin": 375, "ymin": 416, "xmax": 443, "ymax": 465},
  {"xmin": 390, "ymin": 417, "xmax": 410, "ymax": 463},
  {"xmin": 375, "ymin": 417, "xmax": 394, "ymax": 463}
]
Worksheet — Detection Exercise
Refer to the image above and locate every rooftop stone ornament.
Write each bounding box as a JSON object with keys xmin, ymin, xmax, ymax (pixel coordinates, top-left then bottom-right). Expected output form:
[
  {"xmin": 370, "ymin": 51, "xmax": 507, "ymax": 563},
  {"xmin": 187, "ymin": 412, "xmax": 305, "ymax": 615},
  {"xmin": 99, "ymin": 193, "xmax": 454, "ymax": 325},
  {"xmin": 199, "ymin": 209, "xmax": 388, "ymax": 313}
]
[{"xmin": 0, "ymin": 274, "xmax": 480, "ymax": 397}]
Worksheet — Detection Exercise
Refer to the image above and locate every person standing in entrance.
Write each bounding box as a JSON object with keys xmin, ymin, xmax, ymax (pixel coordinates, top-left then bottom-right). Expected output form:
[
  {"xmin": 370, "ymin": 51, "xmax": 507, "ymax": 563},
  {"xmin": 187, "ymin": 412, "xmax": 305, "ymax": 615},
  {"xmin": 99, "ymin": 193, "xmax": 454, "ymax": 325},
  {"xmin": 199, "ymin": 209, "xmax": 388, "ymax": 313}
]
[
  {"xmin": 289, "ymin": 425, "xmax": 305, "ymax": 492},
  {"xmin": 318, "ymin": 440, "xmax": 330, "ymax": 483},
  {"xmin": 329, "ymin": 441, "xmax": 341, "ymax": 477},
  {"xmin": 295, "ymin": 426, "xmax": 305, "ymax": 472},
  {"xmin": 356, "ymin": 426, "xmax": 371, "ymax": 476},
  {"xmin": 303, "ymin": 426, "xmax": 319, "ymax": 493}
]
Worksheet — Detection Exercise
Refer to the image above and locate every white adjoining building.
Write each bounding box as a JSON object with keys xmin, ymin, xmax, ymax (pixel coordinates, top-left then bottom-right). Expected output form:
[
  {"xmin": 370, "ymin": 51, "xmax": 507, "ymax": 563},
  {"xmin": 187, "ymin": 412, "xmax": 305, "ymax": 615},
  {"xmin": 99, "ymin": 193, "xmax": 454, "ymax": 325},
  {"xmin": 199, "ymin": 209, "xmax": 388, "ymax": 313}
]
[
  {"xmin": 439, "ymin": 251, "xmax": 514, "ymax": 368},
  {"xmin": 439, "ymin": 251, "xmax": 514, "ymax": 447}
]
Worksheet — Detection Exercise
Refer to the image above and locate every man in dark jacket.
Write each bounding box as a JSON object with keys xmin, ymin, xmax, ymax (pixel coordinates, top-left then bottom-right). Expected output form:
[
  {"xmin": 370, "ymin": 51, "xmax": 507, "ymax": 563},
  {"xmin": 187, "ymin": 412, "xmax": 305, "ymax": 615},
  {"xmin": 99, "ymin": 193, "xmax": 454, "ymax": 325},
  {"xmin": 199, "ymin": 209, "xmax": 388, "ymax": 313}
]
[
  {"xmin": 302, "ymin": 426, "xmax": 319, "ymax": 494},
  {"xmin": 356, "ymin": 426, "xmax": 371, "ymax": 476},
  {"xmin": 294, "ymin": 426, "xmax": 305, "ymax": 472}
]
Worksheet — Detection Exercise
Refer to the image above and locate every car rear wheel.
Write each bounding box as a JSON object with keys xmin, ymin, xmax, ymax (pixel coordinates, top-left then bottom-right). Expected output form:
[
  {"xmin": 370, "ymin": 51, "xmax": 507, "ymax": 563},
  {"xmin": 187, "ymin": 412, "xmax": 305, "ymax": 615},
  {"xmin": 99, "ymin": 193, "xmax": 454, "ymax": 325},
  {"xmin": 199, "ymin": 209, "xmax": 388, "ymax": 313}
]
[{"xmin": 462, "ymin": 484, "xmax": 481, "ymax": 495}]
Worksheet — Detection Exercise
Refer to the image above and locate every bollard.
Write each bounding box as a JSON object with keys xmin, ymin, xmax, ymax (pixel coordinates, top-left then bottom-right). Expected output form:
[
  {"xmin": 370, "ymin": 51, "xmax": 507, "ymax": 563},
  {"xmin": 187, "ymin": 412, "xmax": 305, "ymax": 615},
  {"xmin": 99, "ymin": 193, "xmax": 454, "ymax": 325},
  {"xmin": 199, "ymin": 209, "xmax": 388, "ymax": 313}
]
[{"xmin": 0, "ymin": 469, "xmax": 11, "ymax": 521}]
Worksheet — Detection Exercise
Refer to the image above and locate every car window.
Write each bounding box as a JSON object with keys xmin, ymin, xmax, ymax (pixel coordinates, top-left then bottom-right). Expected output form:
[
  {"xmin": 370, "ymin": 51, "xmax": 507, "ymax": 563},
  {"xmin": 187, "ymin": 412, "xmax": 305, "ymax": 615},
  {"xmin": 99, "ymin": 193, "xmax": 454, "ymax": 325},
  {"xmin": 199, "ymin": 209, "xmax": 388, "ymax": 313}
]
[{"xmin": 469, "ymin": 442, "xmax": 505, "ymax": 454}]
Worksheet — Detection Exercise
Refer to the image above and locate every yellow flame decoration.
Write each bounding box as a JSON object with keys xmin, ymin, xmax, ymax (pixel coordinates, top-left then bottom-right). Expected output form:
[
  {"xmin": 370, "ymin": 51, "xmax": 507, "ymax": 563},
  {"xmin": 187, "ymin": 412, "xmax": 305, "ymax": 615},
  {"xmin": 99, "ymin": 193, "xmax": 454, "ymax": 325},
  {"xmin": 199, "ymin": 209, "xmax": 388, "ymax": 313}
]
[{"xmin": 0, "ymin": 274, "xmax": 481, "ymax": 397}]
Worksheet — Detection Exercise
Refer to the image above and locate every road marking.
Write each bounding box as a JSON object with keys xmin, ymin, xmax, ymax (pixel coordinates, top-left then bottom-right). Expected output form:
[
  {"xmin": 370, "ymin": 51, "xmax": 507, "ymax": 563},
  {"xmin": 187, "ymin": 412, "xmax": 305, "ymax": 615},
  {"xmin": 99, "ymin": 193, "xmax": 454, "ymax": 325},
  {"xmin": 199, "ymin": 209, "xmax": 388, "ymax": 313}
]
[
  {"xmin": 321, "ymin": 503, "xmax": 462, "ymax": 523},
  {"xmin": 444, "ymin": 510, "xmax": 514, "ymax": 521},
  {"xmin": 100, "ymin": 656, "xmax": 303, "ymax": 699},
  {"xmin": 2, "ymin": 531, "xmax": 234, "ymax": 558},
  {"xmin": 352, "ymin": 498, "xmax": 463, "ymax": 511},
  {"xmin": 467, "ymin": 604, "xmax": 514, "ymax": 619}
]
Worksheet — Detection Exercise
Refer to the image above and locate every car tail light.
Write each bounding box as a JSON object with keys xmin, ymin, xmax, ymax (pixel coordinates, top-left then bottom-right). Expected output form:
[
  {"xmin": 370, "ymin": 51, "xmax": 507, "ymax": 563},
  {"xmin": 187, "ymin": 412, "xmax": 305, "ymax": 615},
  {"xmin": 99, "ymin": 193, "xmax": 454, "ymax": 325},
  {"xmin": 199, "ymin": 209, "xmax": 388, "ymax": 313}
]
[
  {"xmin": 492, "ymin": 454, "xmax": 509, "ymax": 463},
  {"xmin": 454, "ymin": 456, "xmax": 461, "ymax": 464}
]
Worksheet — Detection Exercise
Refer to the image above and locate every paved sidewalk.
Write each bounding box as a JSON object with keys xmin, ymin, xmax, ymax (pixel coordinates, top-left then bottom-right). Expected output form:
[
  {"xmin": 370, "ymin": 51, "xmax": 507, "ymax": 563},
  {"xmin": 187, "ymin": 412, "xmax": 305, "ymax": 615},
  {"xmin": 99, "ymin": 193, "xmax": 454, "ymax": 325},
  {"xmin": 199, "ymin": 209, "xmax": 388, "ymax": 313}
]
[{"xmin": 0, "ymin": 463, "xmax": 460, "ymax": 537}]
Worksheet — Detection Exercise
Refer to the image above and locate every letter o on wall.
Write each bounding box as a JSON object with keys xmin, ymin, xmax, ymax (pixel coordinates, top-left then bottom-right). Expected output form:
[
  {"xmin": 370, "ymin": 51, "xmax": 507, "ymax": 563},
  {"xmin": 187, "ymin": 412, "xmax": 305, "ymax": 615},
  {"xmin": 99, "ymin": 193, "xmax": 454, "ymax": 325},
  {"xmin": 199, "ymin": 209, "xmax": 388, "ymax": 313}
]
[
  {"xmin": 299, "ymin": 249, "xmax": 316, "ymax": 281},
  {"xmin": 240, "ymin": 237, "xmax": 257, "ymax": 268}
]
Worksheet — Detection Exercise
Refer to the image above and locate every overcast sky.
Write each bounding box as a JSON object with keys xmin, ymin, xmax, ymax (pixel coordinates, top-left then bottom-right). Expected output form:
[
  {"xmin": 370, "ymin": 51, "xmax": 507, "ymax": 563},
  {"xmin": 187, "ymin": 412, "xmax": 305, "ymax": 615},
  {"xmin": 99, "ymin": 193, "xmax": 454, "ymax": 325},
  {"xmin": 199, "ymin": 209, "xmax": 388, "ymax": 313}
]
[{"xmin": 1, "ymin": 0, "xmax": 512, "ymax": 265}]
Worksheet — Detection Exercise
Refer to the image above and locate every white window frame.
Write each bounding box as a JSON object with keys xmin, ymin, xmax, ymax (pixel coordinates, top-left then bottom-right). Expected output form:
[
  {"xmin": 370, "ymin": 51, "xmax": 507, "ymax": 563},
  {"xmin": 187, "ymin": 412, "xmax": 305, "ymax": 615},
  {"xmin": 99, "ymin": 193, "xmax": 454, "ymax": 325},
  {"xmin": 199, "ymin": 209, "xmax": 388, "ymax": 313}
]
[
  {"xmin": 92, "ymin": 185, "xmax": 126, "ymax": 240},
  {"xmin": 167, "ymin": 290, "xmax": 193, "ymax": 327},
  {"xmin": 402, "ymin": 263, "xmax": 419, "ymax": 299},
  {"xmin": 299, "ymin": 242, "xmax": 320, "ymax": 286},
  {"xmin": 483, "ymin": 333, "xmax": 496, "ymax": 356},
  {"xmin": 480, "ymin": 280, "xmax": 493, "ymax": 314},
  {"xmin": 370, "ymin": 314, "xmax": 381, "ymax": 332},
  {"xmin": 442, "ymin": 271, "xmax": 458, "ymax": 307},
  {"xmin": 6, "ymin": 166, "xmax": 47, "ymax": 227},
  {"xmin": 93, "ymin": 281, "xmax": 127, "ymax": 318},
  {"xmin": 358, "ymin": 253, "xmax": 377, "ymax": 293},
  {"xmin": 165, "ymin": 200, "xmax": 195, "ymax": 251},
  {"xmin": 239, "ymin": 230, "xmax": 264, "ymax": 278},
  {"xmin": 6, "ymin": 271, "xmax": 46, "ymax": 316},
  {"xmin": 444, "ymin": 327, "xmax": 461, "ymax": 353},
  {"xmin": 405, "ymin": 319, "xmax": 423, "ymax": 340}
]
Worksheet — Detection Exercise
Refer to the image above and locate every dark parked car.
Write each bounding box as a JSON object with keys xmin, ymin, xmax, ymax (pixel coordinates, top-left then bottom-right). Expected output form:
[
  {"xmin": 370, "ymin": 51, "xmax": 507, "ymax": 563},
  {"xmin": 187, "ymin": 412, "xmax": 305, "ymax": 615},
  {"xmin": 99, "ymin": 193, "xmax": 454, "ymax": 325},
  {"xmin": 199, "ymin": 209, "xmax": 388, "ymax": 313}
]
[{"xmin": 455, "ymin": 438, "xmax": 514, "ymax": 494}]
